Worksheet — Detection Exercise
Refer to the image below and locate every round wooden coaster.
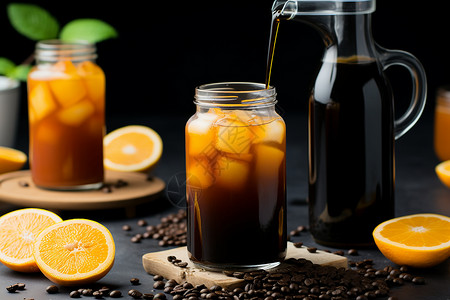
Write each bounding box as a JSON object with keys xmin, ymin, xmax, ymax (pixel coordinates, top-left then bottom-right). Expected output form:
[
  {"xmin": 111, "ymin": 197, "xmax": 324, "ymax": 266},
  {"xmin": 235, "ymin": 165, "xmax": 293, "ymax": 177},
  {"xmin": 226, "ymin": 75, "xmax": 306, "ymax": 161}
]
[{"xmin": 0, "ymin": 170, "xmax": 165, "ymax": 211}]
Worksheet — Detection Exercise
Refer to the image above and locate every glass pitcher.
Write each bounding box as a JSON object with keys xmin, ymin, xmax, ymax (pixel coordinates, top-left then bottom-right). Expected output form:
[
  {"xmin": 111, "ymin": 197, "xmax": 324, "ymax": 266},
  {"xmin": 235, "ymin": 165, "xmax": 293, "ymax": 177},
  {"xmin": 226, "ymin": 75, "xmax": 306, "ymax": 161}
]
[{"xmin": 270, "ymin": 0, "xmax": 427, "ymax": 246}]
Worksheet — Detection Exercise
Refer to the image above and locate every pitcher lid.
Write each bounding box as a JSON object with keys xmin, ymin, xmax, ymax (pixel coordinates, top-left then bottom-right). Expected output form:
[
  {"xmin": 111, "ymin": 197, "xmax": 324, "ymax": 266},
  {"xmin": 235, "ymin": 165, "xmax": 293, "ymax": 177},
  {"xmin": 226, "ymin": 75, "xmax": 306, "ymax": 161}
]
[{"xmin": 273, "ymin": 0, "xmax": 376, "ymax": 16}]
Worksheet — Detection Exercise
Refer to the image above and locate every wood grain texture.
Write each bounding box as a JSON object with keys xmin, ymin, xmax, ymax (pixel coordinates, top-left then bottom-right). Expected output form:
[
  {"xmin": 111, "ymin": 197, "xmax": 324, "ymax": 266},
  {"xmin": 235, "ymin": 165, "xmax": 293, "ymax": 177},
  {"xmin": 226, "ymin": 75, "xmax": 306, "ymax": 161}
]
[
  {"xmin": 0, "ymin": 170, "xmax": 165, "ymax": 211},
  {"xmin": 142, "ymin": 242, "xmax": 348, "ymax": 289}
]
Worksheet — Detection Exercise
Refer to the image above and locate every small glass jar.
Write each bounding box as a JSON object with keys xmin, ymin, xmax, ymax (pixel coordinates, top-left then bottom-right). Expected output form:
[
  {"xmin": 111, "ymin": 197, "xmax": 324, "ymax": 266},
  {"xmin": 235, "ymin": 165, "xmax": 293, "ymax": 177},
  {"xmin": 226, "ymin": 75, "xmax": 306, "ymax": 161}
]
[
  {"xmin": 434, "ymin": 86, "xmax": 450, "ymax": 162},
  {"xmin": 185, "ymin": 82, "xmax": 287, "ymax": 270},
  {"xmin": 27, "ymin": 40, "xmax": 105, "ymax": 190}
]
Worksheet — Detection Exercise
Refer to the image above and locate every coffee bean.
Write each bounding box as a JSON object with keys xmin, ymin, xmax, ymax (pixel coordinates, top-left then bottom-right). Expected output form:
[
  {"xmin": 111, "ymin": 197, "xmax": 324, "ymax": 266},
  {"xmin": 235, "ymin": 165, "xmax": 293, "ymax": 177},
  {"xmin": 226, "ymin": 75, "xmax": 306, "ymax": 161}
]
[
  {"xmin": 138, "ymin": 219, "xmax": 148, "ymax": 226},
  {"xmin": 307, "ymin": 247, "xmax": 317, "ymax": 253},
  {"xmin": 153, "ymin": 274, "xmax": 164, "ymax": 281},
  {"xmin": 400, "ymin": 273, "xmax": 413, "ymax": 281},
  {"xmin": 130, "ymin": 277, "xmax": 140, "ymax": 285},
  {"xmin": 154, "ymin": 280, "xmax": 165, "ymax": 289},
  {"xmin": 333, "ymin": 250, "xmax": 345, "ymax": 256},
  {"xmin": 293, "ymin": 242, "xmax": 303, "ymax": 248},
  {"xmin": 70, "ymin": 290, "xmax": 81, "ymax": 298},
  {"xmin": 115, "ymin": 179, "xmax": 128, "ymax": 188},
  {"xmin": 15, "ymin": 283, "xmax": 26, "ymax": 290},
  {"xmin": 122, "ymin": 224, "xmax": 132, "ymax": 231},
  {"xmin": 93, "ymin": 290, "xmax": 104, "ymax": 299},
  {"xmin": 18, "ymin": 180, "xmax": 29, "ymax": 187},
  {"xmin": 412, "ymin": 276, "xmax": 425, "ymax": 285},
  {"xmin": 129, "ymin": 289, "xmax": 143, "ymax": 298},
  {"xmin": 110, "ymin": 290, "xmax": 122, "ymax": 298},
  {"xmin": 131, "ymin": 236, "xmax": 141, "ymax": 243},
  {"xmin": 6, "ymin": 285, "xmax": 17, "ymax": 293},
  {"xmin": 46, "ymin": 285, "xmax": 59, "ymax": 294},
  {"xmin": 143, "ymin": 293, "xmax": 155, "ymax": 299},
  {"xmin": 102, "ymin": 185, "xmax": 113, "ymax": 193},
  {"xmin": 82, "ymin": 289, "xmax": 94, "ymax": 296},
  {"xmin": 99, "ymin": 286, "xmax": 110, "ymax": 293},
  {"xmin": 176, "ymin": 261, "xmax": 188, "ymax": 268},
  {"xmin": 154, "ymin": 292, "xmax": 167, "ymax": 299},
  {"xmin": 165, "ymin": 279, "xmax": 178, "ymax": 287},
  {"xmin": 348, "ymin": 249, "xmax": 359, "ymax": 255}
]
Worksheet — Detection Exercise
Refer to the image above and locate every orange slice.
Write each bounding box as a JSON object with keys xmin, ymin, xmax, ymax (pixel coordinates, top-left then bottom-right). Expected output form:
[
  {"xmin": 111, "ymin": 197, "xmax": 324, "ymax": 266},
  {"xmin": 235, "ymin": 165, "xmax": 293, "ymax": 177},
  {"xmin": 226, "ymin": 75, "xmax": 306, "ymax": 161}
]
[
  {"xmin": 0, "ymin": 208, "xmax": 62, "ymax": 272},
  {"xmin": 104, "ymin": 125, "xmax": 163, "ymax": 173},
  {"xmin": 435, "ymin": 160, "xmax": 450, "ymax": 188},
  {"xmin": 373, "ymin": 213, "xmax": 450, "ymax": 268},
  {"xmin": 33, "ymin": 219, "xmax": 115, "ymax": 286},
  {"xmin": 0, "ymin": 146, "xmax": 27, "ymax": 174}
]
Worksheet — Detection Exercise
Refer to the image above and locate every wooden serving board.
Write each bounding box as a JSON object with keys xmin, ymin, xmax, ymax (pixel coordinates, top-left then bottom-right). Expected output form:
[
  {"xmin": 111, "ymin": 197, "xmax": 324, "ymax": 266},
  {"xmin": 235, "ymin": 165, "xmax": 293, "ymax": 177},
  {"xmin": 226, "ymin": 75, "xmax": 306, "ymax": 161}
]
[
  {"xmin": 0, "ymin": 170, "xmax": 165, "ymax": 216},
  {"xmin": 142, "ymin": 242, "xmax": 347, "ymax": 289}
]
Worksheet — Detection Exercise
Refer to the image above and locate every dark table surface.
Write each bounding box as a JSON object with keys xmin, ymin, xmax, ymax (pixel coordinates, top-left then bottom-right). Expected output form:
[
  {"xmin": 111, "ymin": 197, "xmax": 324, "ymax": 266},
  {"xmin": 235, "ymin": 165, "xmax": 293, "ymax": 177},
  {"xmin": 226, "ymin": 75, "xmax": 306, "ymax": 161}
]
[{"xmin": 0, "ymin": 109, "xmax": 449, "ymax": 300}]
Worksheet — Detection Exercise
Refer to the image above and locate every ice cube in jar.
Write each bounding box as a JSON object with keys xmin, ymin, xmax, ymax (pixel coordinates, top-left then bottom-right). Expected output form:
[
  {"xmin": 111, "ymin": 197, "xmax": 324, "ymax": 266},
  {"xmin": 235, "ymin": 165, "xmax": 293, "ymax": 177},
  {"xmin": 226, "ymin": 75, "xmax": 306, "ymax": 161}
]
[
  {"xmin": 215, "ymin": 114, "xmax": 255, "ymax": 154},
  {"xmin": 253, "ymin": 118, "xmax": 285, "ymax": 145},
  {"xmin": 28, "ymin": 82, "xmax": 57, "ymax": 121},
  {"xmin": 187, "ymin": 112, "xmax": 220, "ymax": 158},
  {"xmin": 57, "ymin": 99, "xmax": 96, "ymax": 127},
  {"xmin": 254, "ymin": 144, "xmax": 285, "ymax": 180},
  {"xmin": 214, "ymin": 155, "xmax": 250, "ymax": 190},
  {"xmin": 187, "ymin": 158, "xmax": 215, "ymax": 189}
]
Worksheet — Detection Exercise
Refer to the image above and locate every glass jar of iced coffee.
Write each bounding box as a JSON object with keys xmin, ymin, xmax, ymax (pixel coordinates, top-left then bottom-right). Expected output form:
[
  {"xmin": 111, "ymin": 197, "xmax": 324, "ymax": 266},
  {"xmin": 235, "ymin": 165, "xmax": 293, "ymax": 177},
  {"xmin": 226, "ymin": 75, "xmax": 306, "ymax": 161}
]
[
  {"xmin": 185, "ymin": 82, "xmax": 287, "ymax": 270},
  {"xmin": 27, "ymin": 40, "xmax": 105, "ymax": 190}
]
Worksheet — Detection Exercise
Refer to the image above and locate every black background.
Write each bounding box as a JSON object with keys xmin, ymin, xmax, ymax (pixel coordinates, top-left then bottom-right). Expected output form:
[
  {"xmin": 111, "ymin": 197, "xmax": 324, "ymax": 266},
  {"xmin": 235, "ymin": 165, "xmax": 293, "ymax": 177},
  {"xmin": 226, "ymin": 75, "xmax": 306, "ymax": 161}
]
[{"xmin": 1, "ymin": 0, "xmax": 447, "ymax": 121}]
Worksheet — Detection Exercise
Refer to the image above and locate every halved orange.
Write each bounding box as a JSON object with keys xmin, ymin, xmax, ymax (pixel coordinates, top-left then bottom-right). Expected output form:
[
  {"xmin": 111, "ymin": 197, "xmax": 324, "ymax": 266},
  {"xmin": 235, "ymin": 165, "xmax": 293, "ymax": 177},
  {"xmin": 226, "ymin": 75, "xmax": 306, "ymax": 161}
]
[
  {"xmin": 435, "ymin": 160, "xmax": 450, "ymax": 188},
  {"xmin": 373, "ymin": 213, "xmax": 450, "ymax": 268},
  {"xmin": 33, "ymin": 219, "xmax": 115, "ymax": 286},
  {"xmin": 104, "ymin": 125, "xmax": 163, "ymax": 173},
  {"xmin": 0, "ymin": 208, "xmax": 62, "ymax": 272},
  {"xmin": 0, "ymin": 146, "xmax": 27, "ymax": 174}
]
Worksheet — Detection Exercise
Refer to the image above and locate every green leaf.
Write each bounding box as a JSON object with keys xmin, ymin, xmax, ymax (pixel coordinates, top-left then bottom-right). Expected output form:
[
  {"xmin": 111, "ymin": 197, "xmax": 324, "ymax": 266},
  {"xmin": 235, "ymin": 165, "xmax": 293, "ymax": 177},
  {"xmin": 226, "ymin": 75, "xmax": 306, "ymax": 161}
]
[
  {"xmin": 60, "ymin": 19, "xmax": 118, "ymax": 44},
  {"xmin": 0, "ymin": 58, "xmax": 16, "ymax": 75},
  {"xmin": 7, "ymin": 65, "xmax": 32, "ymax": 82},
  {"xmin": 7, "ymin": 3, "xmax": 59, "ymax": 40}
]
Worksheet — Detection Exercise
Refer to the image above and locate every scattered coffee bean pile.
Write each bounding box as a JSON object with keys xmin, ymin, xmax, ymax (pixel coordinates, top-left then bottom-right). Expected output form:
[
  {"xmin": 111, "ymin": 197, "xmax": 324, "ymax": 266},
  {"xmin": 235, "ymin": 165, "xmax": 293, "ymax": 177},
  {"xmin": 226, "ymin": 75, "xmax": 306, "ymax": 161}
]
[
  {"xmin": 5, "ymin": 282, "xmax": 26, "ymax": 293},
  {"xmin": 145, "ymin": 257, "xmax": 425, "ymax": 300},
  {"xmin": 102, "ymin": 179, "xmax": 129, "ymax": 193},
  {"xmin": 168, "ymin": 255, "xmax": 189, "ymax": 268},
  {"xmin": 124, "ymin": 209, "xmax": 187, "ymax": 246}
]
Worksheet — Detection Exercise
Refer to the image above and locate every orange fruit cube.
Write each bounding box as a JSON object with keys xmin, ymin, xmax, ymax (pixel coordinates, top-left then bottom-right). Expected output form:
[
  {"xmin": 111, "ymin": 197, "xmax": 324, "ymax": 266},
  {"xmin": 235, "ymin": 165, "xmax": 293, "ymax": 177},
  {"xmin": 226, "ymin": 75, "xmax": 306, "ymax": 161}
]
[{"xmin": 29, "ymin": 82, "xmax": 57, "ymax": 121}]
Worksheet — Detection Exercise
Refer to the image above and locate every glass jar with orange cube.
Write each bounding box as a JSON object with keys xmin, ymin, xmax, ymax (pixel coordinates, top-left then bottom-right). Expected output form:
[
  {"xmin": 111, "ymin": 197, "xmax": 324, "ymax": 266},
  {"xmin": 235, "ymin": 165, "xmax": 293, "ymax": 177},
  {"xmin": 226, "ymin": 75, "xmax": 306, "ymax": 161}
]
[
  {"xmin": 434, "ymin": 86, "xmax": 450, "ymax": 162},
  {"xmin": 185, "ymin": 82, "xmax": 287, "ymax": 270},
  {"xmin": 27, "ymin": 40, "xmax": 105, "ymax": 190}
]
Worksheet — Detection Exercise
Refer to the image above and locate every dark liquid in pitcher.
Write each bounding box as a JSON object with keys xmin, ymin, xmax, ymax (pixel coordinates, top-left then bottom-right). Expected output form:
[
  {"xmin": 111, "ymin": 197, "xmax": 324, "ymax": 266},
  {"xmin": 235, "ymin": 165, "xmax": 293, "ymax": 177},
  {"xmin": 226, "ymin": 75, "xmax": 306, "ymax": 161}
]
[{"xmin": 308, "ymin": 56, "xmax": 395, "ymax": 247}]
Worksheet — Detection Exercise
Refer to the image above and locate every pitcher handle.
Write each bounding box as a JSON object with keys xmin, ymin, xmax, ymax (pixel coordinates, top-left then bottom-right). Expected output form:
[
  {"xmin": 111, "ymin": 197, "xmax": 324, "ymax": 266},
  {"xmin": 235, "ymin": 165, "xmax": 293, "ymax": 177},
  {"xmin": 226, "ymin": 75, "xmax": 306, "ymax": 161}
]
[{"xmin": 376, "ymin": 44, "xmax": 427, "ymax": 140}]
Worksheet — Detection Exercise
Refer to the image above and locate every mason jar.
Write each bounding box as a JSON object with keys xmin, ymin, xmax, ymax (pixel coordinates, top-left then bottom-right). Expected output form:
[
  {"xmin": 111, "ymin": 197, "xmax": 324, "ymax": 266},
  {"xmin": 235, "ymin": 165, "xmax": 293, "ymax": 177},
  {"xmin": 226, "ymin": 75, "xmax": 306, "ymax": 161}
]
[
  {"xmin": 185, "ymin": 82, "xmax": 287, "ymax": 270},
  {"xmin": 27, "ymin": 40, "xmax": 105, "ymax": 190},
  {"xmin": 434, "ymin": 85, "xmax": 450, "ymax": 162}
]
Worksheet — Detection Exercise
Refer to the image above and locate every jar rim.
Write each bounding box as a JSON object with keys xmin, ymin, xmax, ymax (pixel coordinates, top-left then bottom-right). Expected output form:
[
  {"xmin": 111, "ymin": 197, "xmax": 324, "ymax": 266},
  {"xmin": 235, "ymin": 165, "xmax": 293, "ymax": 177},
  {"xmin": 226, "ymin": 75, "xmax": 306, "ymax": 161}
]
[
  {"xmin": 35, "ymin": 39, "xmax": 97, "ymax": 62},
  {"xmin": 194, "ymin": 82, "xmax": 277, "ymax": 108}
]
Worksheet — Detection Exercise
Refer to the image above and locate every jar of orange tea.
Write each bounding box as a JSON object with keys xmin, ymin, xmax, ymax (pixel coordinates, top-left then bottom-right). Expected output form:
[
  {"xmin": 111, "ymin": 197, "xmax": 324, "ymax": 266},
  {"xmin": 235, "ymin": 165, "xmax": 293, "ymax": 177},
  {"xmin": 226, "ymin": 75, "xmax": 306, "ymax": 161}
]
[
  {"xmin": 434, "ymin": 86, "xmax": 450, "ymax": 162},
  {"xmin": 27, "ymin": 40, "xmax": 105, "ymax": 190}
]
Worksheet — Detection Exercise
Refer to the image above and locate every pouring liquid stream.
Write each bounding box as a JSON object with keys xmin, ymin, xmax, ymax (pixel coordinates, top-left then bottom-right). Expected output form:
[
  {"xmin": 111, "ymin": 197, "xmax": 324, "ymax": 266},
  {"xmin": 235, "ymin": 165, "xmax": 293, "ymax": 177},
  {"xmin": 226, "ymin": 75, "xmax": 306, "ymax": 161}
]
[{"xmin": 265, "ymin": 10, "xmax": 283, "ymax": 89}]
